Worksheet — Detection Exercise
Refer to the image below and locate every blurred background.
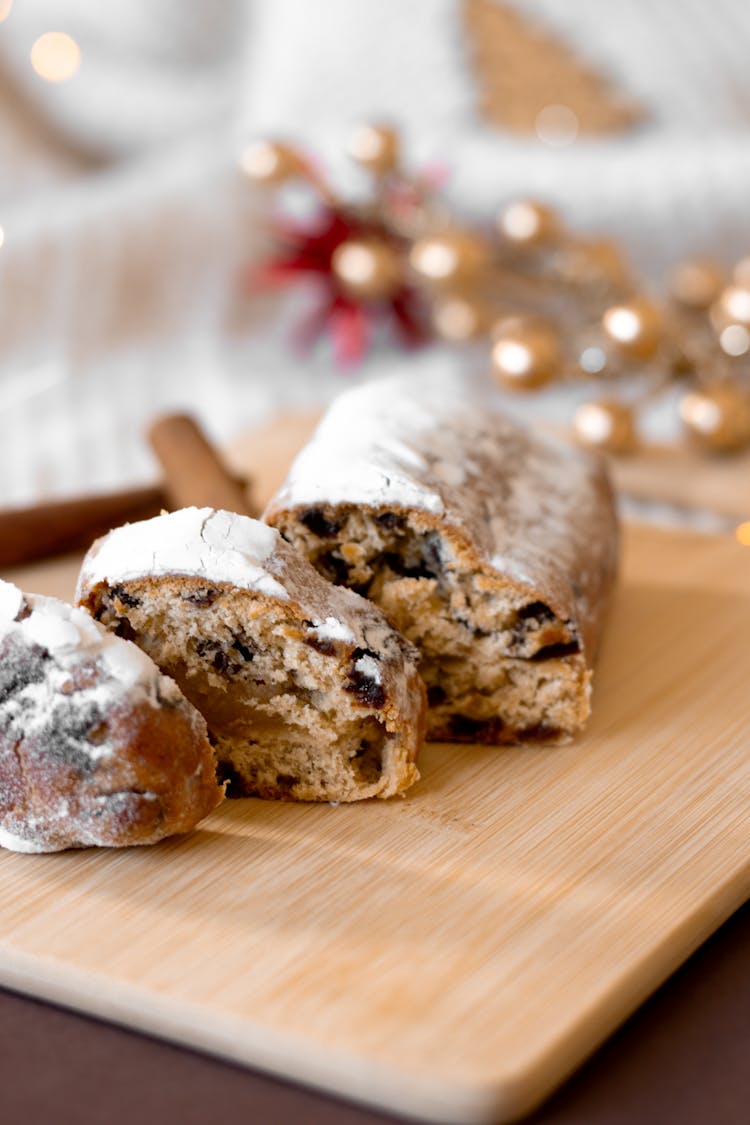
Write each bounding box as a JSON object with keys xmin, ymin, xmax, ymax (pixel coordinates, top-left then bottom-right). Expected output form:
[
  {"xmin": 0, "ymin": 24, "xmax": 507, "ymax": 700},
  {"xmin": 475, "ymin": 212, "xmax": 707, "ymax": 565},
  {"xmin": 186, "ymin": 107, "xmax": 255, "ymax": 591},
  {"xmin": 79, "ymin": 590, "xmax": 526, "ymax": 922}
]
[{"xmin": 2, "ymin": 0, "xmax": 750, "ymax": 510}]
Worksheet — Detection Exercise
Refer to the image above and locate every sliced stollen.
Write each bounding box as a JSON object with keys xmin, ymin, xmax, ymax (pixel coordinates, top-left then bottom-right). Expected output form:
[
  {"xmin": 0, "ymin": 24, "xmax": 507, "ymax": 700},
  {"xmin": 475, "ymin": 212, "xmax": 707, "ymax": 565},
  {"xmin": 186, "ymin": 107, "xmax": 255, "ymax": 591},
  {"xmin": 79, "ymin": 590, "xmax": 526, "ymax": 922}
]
[
  {"xmin": 265, "ymin": 372, "xmax": 619, "ymax": 745},
  {"xmin": 0, "ymin": 581, "xmax": 223, "ymax": 853},
  {"xmin": 76, "ymin": 508, "xmax": 424, "ymax": 801}
]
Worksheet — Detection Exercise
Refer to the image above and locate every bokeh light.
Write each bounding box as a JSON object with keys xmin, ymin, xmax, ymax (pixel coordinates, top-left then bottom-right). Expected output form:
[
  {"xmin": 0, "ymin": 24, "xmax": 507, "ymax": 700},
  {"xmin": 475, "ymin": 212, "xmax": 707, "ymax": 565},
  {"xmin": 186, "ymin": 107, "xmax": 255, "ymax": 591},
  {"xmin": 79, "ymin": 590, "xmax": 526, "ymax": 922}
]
[
  {"xmin": 736, "ymin": 521, "xmax": 750, "ymax": 546},
  {"xmin": 535, "ymin": 104, "xmax": 579, "ymax": 147},
  {"xmin": 30, "ymin": 32, "xmax": 81, "ymax": 83}
]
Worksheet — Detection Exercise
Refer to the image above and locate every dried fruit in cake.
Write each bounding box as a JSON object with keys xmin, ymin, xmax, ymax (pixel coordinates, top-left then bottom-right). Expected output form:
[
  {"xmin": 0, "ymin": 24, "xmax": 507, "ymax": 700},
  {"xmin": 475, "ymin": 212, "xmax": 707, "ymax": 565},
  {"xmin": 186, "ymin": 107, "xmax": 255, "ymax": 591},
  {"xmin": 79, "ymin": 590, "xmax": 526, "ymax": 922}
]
[
  {"xmin": 0, "ymin": 581, "xmax": 223, "ymax": 853},
  {"xmin": 264, "ymin": 371, "xmax": 618, "ymax": 744},
  {"xmin": 77, "ymin": 508, "xmax": 424, "ymax": 801}
]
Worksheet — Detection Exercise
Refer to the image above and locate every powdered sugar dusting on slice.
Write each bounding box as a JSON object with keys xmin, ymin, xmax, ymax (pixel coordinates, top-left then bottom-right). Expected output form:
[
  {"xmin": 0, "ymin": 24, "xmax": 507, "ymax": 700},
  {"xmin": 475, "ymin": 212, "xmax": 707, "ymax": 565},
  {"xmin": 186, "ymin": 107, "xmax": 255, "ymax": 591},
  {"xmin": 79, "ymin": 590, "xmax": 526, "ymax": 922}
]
[
  {"xmin": 0, "ymin": 826, "xmax": 51, "ymax": 854},
  {"xmin": 310, "ymin": 616, "xmax": 356, "ymax": 645},
  {"xmin": 272, "ymin": 388, "xmax": 446, "ymax": 515},
  {"xmin": 24, "ymin": 608, "xmax": 86, "ymax": 652},
  {"xmin": 80, "ymin": 508, "xmax": 288, "ymax": 601},
  {"xmin": 0, "ymin": 581, "xmax": 24, "ymax": 622},
  {"xmin": 0, "ymin": 581, "xmax": 182, "ymax": 707},
  {"xmin": 354, "ymin": 653, "xmax": 382, "ymax": 685}
]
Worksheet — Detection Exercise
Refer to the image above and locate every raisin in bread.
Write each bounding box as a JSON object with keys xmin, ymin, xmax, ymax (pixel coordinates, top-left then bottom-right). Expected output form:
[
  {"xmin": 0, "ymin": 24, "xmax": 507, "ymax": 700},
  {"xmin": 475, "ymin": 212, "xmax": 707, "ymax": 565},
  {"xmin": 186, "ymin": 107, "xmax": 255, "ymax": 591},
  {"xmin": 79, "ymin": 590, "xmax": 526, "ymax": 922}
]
[
  {"xmin": 265, "ymin": 372, "xmax": 618, "ymax": 745},
  {"xmin": 0, "ymin": 581, "xmax": 222, "ymax": 853},
  {"xmin": 77, "ymin": 508, "xmax": 424, "ymax": 801}
]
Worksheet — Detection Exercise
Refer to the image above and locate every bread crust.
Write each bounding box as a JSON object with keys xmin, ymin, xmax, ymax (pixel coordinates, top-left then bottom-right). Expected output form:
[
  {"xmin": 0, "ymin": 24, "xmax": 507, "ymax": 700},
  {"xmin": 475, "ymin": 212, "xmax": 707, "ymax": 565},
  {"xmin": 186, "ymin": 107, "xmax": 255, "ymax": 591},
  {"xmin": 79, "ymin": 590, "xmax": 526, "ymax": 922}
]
[{"xmin": 0, "ymin": 584, "xmax": 223, "ymax": 853}]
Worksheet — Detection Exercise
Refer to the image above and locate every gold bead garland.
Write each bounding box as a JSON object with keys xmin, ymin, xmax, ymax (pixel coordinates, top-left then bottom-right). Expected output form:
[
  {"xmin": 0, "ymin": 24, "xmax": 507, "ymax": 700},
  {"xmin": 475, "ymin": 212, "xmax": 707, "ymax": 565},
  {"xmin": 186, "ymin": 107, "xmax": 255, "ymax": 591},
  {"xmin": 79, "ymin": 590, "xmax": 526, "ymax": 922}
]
[
  {"xmin": 573, "ymin": 400, "xmax": 637, "ymax": 454},
  {"xmin": 432, "ymin": 295, "xmax": 487, "ymax": 341},
  {"xmin": 348, "ymin": 124, "xmax": 400, "ymax": 174},
  {"xmin": 491, "ymin": 316, "xmax": 561, "ymax": 390},
  {"xmin": 496, "ymin": 200, "xmax": 560, "ymax": 248},
  {"xmin": 239, "ymin": 140, "xmax": 303, "ymax": 185},
  {"xmin": 679, "ymin": 385, "xmax": 750, "ymax": 453},
  {"xmin": 331, "ymin": 239, "xmax": 403, "ymax": 301},
  {"xmin": 601, "ymin": 298, "xmax": 662, "ymax": 361},
  {"xmin": 410, "ymin": 231, "xmax": 490, "ymax": 287},
  {"xmin": 242, "ymin": 122, "xmax": 750, "ymax": 457}
]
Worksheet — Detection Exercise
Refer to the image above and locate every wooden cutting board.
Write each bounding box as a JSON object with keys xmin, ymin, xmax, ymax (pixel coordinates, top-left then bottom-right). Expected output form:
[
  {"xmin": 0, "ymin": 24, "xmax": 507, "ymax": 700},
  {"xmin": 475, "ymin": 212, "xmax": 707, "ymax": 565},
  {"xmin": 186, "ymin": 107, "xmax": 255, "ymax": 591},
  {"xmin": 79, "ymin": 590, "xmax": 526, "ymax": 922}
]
[{"xmin": 1, "ymin": 425, "xmax": 749, "ymax": 1125}]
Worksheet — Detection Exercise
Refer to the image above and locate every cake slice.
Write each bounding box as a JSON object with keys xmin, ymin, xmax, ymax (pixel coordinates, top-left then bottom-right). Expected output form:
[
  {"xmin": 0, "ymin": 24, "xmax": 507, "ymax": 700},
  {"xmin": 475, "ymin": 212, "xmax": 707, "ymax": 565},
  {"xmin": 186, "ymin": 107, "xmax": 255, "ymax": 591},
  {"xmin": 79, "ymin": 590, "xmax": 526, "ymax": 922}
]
[
  {"xmin": 0, "ymin": 580, "xmax": 223, "ymax": 853},
  {"xmin": 77, "ymin": 508, "xmax": 424, "ymax": 801},
  {"xmin": 265, "ymin": 372, "xmax": 618, "ymax": 744}
]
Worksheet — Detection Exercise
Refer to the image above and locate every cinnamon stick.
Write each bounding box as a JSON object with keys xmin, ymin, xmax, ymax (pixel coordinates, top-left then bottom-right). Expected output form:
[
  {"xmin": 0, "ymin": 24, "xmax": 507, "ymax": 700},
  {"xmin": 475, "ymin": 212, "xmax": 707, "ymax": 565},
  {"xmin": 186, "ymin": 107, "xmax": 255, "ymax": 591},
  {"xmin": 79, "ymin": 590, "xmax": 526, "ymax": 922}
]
[
  {"xmin": 147, "ymin": 413, "xmax": 256, "ymax": 516},
  {"xmin": 0, "ymin": 485, "xmax": 166, "ymax": 568}
]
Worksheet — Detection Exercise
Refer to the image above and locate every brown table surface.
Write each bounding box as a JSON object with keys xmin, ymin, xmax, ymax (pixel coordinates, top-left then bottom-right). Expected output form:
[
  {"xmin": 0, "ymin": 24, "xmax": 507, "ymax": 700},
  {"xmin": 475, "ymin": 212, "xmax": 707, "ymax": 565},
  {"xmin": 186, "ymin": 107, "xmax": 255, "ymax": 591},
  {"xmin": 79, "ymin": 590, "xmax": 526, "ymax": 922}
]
[{"xmin": 0, "ymin": 899, "xmax": 747, "ymax": 1125}]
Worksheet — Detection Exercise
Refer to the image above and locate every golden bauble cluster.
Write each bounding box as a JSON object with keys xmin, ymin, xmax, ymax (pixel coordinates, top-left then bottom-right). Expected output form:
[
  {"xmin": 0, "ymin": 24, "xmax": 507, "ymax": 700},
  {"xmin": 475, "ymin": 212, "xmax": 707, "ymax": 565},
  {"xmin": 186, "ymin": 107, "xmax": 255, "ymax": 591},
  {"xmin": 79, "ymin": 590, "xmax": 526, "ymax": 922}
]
[
  {"xmin": 573, "ymin": 400, "xmax": 637, "ymax": 454},
  {"xmin": 490, "ymin": 316, "xmax": 562, "ymax": 391},
  {"xmin": 241, "ymin": 128, "xmax": 750, "ymax": 459},
  {"xmin": 679, "ymin": 384, "xmax": 750, "ymax": 452},
  {"xmin": 331, "ymin": 239, "xmax": 402, "ymax": 301},
  {"xmin": 602, "ymin": 297, "xmax": 662, "ymax": 360},
  {"xmin": 239, "ymin": 140, "xmax": 303, "ymax": 185},
  {"xmin": 348, "ymin": 123, "xmax": 400, "ymax": 174},
  {"xmin": 410, "ymin": 230, "xmax": 489, "ymax": 287}
]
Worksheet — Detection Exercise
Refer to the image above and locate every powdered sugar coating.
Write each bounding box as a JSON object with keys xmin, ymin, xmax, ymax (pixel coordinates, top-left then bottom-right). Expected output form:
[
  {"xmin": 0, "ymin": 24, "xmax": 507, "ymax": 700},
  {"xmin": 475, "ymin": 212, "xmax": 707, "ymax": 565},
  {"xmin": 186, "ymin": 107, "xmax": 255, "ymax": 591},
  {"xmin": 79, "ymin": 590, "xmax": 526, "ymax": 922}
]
[
  {"xmin": 266, "ymin": 370, "xmax": 618, "ymax": 657},
  {"xmin": 0, "ymin": 581, "xmax": 174, "ymax": 703},
  {"xmin": 0, "ymin": 582, "xmax": 24, "ymax": 621},
  {"xmin": 79, "ymin": 508, "xmax": 288, "ymax": 602},
  {"xmin": 309, "ymin": 616, "xmax": 356, "ymax": 645},
  {"xmin": 0, "ymin": 826, "xmax": 49, "ymax": 854},
  {"xmin": 273, "ymin": 391, "xmax": 446, "ymax": 515},
  {"xmin": 354, "ymin": 653, "xmax": 382, "ymax": 685}
]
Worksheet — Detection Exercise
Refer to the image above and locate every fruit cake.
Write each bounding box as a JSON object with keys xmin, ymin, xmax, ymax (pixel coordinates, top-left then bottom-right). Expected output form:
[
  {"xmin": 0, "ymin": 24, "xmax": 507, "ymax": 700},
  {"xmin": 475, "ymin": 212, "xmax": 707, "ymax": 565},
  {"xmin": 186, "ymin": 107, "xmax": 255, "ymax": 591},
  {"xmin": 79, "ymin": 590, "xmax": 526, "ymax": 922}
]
[
  {"xmin": 77, "ymin": 508, "xmax": 425, "ymax": 801},
  {"xmin": 265, "ymin": 373, "xmax": 618, "ymax": 744}
]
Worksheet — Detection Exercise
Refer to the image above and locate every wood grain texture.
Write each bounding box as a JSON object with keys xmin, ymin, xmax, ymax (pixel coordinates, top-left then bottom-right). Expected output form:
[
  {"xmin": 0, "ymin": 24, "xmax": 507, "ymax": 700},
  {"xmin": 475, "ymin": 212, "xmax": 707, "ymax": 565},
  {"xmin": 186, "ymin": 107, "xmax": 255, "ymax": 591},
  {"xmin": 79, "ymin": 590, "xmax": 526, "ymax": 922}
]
[
  {"xmin": 1, "ymin": 426, "xmax": 749, "ymax": 1124},
  {"xmin": 607, "ymin": 443, "xmax": 750, "ymax": 521}
]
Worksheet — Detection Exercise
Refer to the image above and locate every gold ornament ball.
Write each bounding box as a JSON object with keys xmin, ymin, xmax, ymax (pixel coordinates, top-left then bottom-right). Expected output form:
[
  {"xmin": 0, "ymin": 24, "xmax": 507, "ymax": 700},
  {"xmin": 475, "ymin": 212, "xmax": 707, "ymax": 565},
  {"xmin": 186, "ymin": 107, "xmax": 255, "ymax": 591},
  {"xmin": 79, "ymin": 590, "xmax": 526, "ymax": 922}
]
[
  {"xmin": 348, "ymin": 123, "xmax": 399, "ymax": 174},
  {"xmin": 432, "ymin": 295, "xmax": 485, "ymax": 341},
  {"xmin": 668, "ymin": 258, "xmax": 725, "ymax": 310},
  {"xmin": 490, "ymin": 316, "xmax": 562, "ymax": 391},
  {"xmin": 710, "ymin": 284, "xmax": 750, "ymax": 330},
  {"xmin": 679, "ymin": 384, "xmax": 750, "ymax": 453},
  {"xmin": 496, "ymin": 200, "xmax": 561, "ymax": 247},
  {"xmin": 410, "ymin": 231, "xmax": 489, "ymax": 287},
  {"xmin": 238, "ymin": 140, "xmax": 302, "ymax": 185},
  {"xmin": 573, "ymin": 400, "xmax": 637, "ymax": 455},
  {"xmin": 718, "ymin": 323, "xmax": 750, "ymax": 357},
  {"xmin": 331, "ymin": 238, "xmax": 402, "ymax": 300},
  {"xmin": 602, "ymin": 297, "xmax": 662, "ymax": 360}
]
